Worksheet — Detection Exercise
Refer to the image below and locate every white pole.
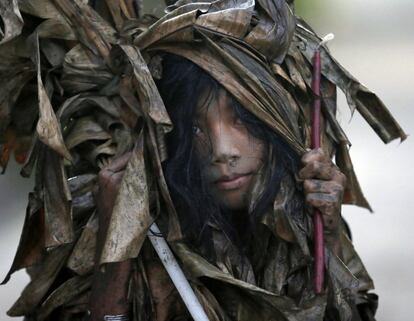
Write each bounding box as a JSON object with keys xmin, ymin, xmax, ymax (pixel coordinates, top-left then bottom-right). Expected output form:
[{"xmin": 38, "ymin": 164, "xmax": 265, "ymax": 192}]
[{"xmin": 147, "ymin": 223, "xmax": 210, "ymax": 321}]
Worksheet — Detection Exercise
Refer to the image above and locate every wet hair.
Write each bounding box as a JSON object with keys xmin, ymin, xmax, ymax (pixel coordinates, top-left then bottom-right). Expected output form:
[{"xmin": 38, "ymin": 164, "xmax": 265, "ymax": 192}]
[{"xmin": 157, "ymin": 54, "xmax": 302, "ymax": 253}]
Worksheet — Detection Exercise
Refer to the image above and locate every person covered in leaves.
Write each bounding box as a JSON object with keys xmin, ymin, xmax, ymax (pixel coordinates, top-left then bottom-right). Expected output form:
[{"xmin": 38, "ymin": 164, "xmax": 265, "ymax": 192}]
[
  {"xmin": 2, "ymin": 0, "xmax": 406, "ymax": 321},
  {"xmin": 90, "ymin": 54, "xmax": 375, "ymax": 321}
]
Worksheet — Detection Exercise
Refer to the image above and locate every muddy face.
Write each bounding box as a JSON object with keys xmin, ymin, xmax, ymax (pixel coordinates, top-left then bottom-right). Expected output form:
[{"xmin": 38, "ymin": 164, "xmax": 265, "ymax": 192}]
[{"xmin": 193, "ymin": 89, "xmax": 265, "ymax": 210}]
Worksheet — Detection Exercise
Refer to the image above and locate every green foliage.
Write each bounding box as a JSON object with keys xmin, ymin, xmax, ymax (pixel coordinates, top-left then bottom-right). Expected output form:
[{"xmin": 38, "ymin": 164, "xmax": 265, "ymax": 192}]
[{"xmin": 295, "ymin": 0, "xmax": 322, "ymax": 17}]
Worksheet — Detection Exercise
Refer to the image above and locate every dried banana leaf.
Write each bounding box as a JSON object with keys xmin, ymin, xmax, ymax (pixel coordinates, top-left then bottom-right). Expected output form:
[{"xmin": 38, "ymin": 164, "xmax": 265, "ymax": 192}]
[
  {"xmin": 1, "ymin": 193, "xmax": 44, "ymax": 285},
  {"xmin": 68, "ymin": 174, "xmax": 96, "ymax": 219},
  {"xmin": 67, "ymin": 213, "xmax": 98, "ymax": 275},
  {"xmin": 119, "ymin": 44, "xmax": 181, "ymax": 241},
  {"xmin": 100, "ymin": 134, "xmax": 154, "ymax": 264},
  {"xmin": 19, "ymin": 0, "xmax": 62, "ymax": 19},
  {"xmin": 43, "ymin": 147, "xmax": 73, "ymax": 248},
  {"xmin": 68, "ymin": 174, "xmax": 97, "ymax": 196},
  {"xmin": 121, "ymin": 45, "xmax": 172, "ymax": 131},
  {"xmin": 174, "ymin": 241, "xmax": 327, "ymax": 321},
  {"xmin": 20, "ymin": 0, "xmax": 77, "ymax": 41},
  {"xmin": 53, "ymin": 0, "xmax": 115, "ymax": 63},
  {"xmin": 7, "ymin": 244, "xmax": 72, "ymax": 316},
  {"xmin": 0, "ymin": 67, "xmax": 34, "ymax": 144},
  {"xmin": 33, "ymin": 35, "xmax": 72, "ymax": 160},
  {"xmin": 0, "ymin": 0, "xmax": 24, "ymax": 45},
  {"xmin": 62, "ymin": 45, "xmax": 113, "ymax": 94},
  {"xmin": 37, "ymin": 274, "xmax": 92, "ymax": 321},
  {"xmin": 58, "ymin": 94, "xmax": 120, "ymax": 124},
  {"xmin": 65, "ymin": 116, "xmax": 111, "ymax": 150}
]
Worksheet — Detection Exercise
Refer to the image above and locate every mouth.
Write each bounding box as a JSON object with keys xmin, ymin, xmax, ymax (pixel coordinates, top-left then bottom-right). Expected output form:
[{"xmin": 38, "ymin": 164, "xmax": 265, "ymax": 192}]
[{"xmin": 214, "ymin": 173, "xmax": 252, "ymax": 191}]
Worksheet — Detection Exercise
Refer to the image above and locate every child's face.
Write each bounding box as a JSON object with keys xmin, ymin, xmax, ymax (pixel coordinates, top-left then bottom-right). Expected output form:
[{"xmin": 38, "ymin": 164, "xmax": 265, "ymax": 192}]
[{"xmin": 193, "ymin": 89, "xmax": 266, "ymax": 211}]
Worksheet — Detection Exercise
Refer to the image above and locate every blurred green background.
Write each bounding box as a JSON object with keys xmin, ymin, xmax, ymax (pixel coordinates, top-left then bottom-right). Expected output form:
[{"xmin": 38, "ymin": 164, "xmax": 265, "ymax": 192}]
[
  {"xmin": 295, "ymin": 0, "xmax": 318, "ymax": 15},
  {"xmin": 1, "ymin": 1, "xmax": 413, "ymax": 320}
]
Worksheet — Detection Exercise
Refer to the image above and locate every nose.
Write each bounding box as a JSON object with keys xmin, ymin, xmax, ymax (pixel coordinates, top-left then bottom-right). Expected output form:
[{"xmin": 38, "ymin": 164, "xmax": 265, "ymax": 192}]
[{"xmin": 209, "ymin": 122, "xmax": 241, "ymax": 166}]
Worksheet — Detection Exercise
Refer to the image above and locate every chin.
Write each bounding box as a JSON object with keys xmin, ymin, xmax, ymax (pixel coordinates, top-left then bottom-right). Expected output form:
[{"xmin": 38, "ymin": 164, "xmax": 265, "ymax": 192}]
[{"xmin": 216, "ymin": 192, "xmax": 248, "ymax": 212}]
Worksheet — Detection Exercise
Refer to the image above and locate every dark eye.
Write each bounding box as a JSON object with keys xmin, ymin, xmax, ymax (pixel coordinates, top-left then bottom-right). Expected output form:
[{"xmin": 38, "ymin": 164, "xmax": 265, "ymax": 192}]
[
  {"xmin": 234, "ymin": 117, "xmax": 244, "ymax": 125},
  {"xmin": 192, "ymin": 124, "xmax": 202, "ymax": 135}
]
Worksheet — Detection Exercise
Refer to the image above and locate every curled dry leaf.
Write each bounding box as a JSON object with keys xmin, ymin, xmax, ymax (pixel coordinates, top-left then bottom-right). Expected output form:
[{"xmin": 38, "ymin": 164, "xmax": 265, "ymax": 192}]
[
  {"xmin": 65, "ymin": 116, "xmax": 111, "ymax": 150},
  {"xmin": 99, "ymin": 134, "xmax": 154, "ymax": 264},
  {"xmin": 43, "ymin": 148, "xmax": 73, "ymax": 248},
  {"xmin": 37, "ymin": 274, "xmax": 92, "ymax": 321},
  {"xmin": 67, "ymin": 214, "xmax": 98, "ymax": 275},
  {"xmin": 0, "ymin": 0, "xmax": 24, "ymax": 45},
  {"xmin": 33, "ymin": 35, "xmax": 72, "ymax": 161},
  {"xmin": 7, "ymin": 245, "xmax": 72, "ymax": 317}
]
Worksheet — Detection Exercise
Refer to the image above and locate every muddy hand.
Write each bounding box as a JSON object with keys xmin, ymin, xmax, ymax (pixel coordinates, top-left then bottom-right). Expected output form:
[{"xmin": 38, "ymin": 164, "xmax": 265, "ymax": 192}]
[{"xmin": 299, "ymin": 148, "xmax": 347, "ymax": 238}]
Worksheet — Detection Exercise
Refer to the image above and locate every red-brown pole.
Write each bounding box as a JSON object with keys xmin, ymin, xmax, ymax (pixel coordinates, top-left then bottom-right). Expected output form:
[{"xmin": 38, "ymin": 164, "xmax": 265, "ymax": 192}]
[{"xmin": 311, "ymin": 49, "xmax": 325, "ymax": 294}]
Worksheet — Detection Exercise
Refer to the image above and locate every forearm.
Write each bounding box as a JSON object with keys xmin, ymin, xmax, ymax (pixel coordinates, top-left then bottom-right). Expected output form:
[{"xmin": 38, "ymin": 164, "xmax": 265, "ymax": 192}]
[
  {"xmin": 325, "ymin": 232, "xmax": 343, "ymax": 260},
  {"xmin": 89, "ymin": 260, "xmax": 132, "ymax": 321},
  {"xmin": 90, "ymin": 181, "xmax": 131, "ymax": 320},
  {"xmin": 324, "ymin": 218, "xmax": 344, "ymax": 261}
]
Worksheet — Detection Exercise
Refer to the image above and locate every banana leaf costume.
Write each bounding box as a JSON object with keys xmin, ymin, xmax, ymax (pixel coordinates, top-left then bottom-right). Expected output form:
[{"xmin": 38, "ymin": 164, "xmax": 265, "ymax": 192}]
[{"xmin": 0, "ymin": 0, "xmax": 407, "ymax": 321}]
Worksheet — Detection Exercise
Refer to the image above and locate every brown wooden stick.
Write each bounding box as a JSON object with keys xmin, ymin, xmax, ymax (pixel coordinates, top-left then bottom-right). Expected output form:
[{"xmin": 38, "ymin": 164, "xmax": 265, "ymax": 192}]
[{"xmin": 311, "ymin": 49, "xmax": 325, "ymax": 294}]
